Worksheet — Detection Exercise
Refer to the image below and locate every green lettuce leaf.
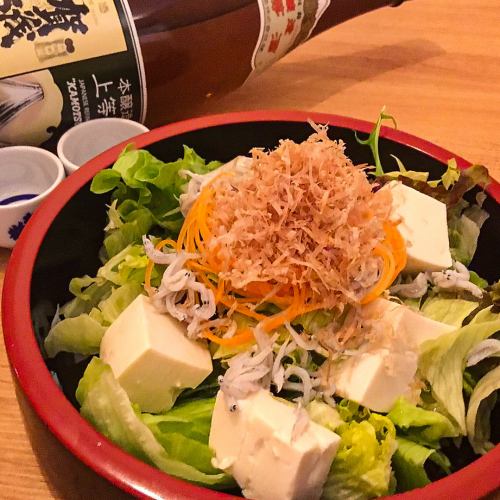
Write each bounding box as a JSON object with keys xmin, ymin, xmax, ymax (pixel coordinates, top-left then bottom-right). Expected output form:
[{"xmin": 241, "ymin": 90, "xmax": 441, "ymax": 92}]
[
  {"xmin": 383, "ymin": 155, "xmax": 430, "ymax": 183},
  {"xmin": 470, "ymin": 305, "xmax": 499, "ymax": 325},
  {"xmin": 391, "ymin": 438, "xmax": 451, "ymax": 492},
  {"xmin": 103, "ymin": 207, "xmax": 154, "ymax": 258},
  {"xmin": 293, "ymin": 309, "xmax": 335, "ymax": 334},
  {"xmin": 91, "ymin": 145, "xmax": 221, "ymax": 254},
  {"xmin": 441, "ymin": 158, "xmax": 460, "ymax": 190},
  {"xmin": 140, "ymin": 398, "xmax": 235, "ymax": 480},
  {"xmin": 63, "ymin": 277, "xmax": 113, "ymax": 318},
  {"xmin": 61, "ymin": 244, "xmax": 150, "ymax": 321},
  {"xmin": 469, "ymin": 271, "xmax": 489, "ymax": 289},
  {"xmin": 387, "ymin": 398, "xmax": 457, "ymax": 448},
  {"xmin": 379, "ymin": 165, "xmax": 490, "ymax": 211},
  {"xmin": 44, "ymin": 314, "xmax": 106, "ymax": 358},
  {"xmin": 322, "ymin": 408, "xmax": 396, "ymax": 499},
  {"xmin": 465, "ymin": 364, "xmax": 500, "ymax": 454},
  {"xmin": 359, "ymin": 109, "xmax": 489, "ymax": 196},
  {"xmin": 307, "ymin": 400, "xmax": 343, "ymax": 432},
  {"xmin": 96, "ymin": 244, "xmax": 150, "ymax": 286},
  {"xmin": 418, "ymin": 318, "xmax": 500, "ymax": 433},
  {"xmin": 98, "ymin": 283, "xmax": 143, "ymax": 325},
  {"xmin": 76, "ymin": 357, "xmax": 233, "ymax": 487},
  {"xmin": 449, "ymin": 209, "xmax": 486, "ymax": 266},
  {"xmin": 420, "ymin": 296, "xmax": 479, "ymax": 327},
  {"xmin": 45, "ymin": 283, "xmax": 142, "ymax": 357}
]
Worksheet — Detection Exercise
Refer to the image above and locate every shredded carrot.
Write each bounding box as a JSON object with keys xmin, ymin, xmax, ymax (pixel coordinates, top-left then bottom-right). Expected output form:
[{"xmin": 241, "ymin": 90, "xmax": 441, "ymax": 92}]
[
  {"xmin": 144, "ymin": 173, "xmax": 334, "ymax": 341},
  {"xmin": 360, "ymin": 222, "xmax": 405, "ymax": 304},
  {"xmin": 218, "ymin": 296, "xmax": 268, "ymax": 321},
  {"xmin": 383, "ymin": 221, "xmax": 407, "ymax": 281},
  {"xmin": 215, "ymin": 279, "xmax": 225, "ymax": 303},
  {"xmin": 202, "ymin": 328, "xmax": 254, "ymax": 346}
]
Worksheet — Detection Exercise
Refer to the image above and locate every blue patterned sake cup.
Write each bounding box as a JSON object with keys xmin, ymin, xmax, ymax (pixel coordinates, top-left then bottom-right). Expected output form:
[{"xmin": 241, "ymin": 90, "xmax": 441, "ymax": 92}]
[{"xmin": 0, "ymin": 146, "xmax": 65, "ymax": 248}]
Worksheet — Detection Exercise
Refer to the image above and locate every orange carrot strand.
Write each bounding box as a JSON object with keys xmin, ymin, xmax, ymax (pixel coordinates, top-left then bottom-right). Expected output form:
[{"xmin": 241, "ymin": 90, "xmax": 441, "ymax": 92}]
[{"xmin": 203, "ymin": 328, "xmax": 254, "ymax": 347}]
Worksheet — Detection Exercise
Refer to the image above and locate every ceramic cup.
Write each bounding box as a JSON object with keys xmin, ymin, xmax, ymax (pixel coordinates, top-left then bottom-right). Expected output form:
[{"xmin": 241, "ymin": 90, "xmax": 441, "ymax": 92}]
[
  {"xmin": 0, "ymin": 146, "xmax": 65, "ymax": 248},
  {"xmin": 57, "ymin": 118, "xmax": 149, "ymax": 175}
]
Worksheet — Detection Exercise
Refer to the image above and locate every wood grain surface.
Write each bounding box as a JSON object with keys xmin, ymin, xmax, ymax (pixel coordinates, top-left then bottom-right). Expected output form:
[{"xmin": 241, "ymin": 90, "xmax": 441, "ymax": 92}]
[{"xmin": 1, "ymin": 0, "xmax": 499, "ymax": 497}]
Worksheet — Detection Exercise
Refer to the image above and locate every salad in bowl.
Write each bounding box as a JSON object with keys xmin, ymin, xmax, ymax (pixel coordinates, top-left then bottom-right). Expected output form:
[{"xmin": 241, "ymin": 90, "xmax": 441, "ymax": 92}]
[{"xmin": 36, "ymin": 111, "xmax": 499, "ymax": 499}]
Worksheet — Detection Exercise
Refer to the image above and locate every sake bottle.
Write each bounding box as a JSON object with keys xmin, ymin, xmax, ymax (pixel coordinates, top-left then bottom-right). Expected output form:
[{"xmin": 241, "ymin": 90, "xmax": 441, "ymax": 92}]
[{"xmin": 0, "ymin": 0, "xmax": 407, "ymax": 148}]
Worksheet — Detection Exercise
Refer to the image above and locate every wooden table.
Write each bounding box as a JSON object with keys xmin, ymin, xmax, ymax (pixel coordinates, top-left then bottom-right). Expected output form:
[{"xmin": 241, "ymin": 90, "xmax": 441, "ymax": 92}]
[{"xmin": 1, "ymin": 0, "xmax": 499, "ymax": 497}]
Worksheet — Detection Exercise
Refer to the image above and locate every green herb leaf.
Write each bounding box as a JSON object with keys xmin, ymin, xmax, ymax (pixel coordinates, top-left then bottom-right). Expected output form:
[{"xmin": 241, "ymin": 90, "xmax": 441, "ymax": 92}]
[{"xmin": 355, "ymin": 106, "xmax": 397, "ymax": 176}]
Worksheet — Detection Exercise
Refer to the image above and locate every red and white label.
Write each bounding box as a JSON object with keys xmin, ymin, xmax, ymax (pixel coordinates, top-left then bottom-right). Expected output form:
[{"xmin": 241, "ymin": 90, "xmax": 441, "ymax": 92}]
[{"xmin": 251, "ymin": 0, "xmax": 331, "ymax": 74}]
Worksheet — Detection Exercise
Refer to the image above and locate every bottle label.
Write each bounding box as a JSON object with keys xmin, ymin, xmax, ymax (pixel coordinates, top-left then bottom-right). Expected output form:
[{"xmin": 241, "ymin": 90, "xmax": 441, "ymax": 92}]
[
  {"xmin": 0, "ymin": 0, "xmax": 146, "ymax": 148},
  {"xmin": 251, "ymin": 0, "xmax": 331, "ymax": 74}
]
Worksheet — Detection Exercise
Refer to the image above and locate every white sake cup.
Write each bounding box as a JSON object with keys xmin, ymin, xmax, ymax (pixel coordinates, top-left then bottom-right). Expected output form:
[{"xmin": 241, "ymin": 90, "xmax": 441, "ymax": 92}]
[
  {"xmin": 57, "ymin": 118, "xmax": 149, "ymax": 175},
  {"xmin": 0, "ymin": 146, "xmax": 65, "ymax": 248}
]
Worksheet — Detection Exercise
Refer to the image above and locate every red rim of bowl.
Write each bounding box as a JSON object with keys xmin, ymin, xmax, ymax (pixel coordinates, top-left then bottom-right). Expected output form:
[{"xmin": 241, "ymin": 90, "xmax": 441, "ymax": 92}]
[{"xmin": 2, "ymin": 110, "xmax": 499, "ymax": 500}]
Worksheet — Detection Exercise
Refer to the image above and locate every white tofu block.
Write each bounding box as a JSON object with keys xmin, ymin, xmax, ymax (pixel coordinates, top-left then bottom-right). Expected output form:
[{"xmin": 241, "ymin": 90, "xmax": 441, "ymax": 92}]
[
  {"xmin": 209, "ymin": 391, "xmax": 254, "ymax": 471},
  {"xmin": 362, "ymin": 298, "xmax": 456, "ymax": 348},
  {"xmin": 389, "ymin": 181, "xmax": 452, "ymax": 273},
  {"xmin": 332, "ymin": 298, "xmax": 454, "ymax": 412},
  {"xmin": 100, "ymin": 295, "xmax": 212, "ymax": 413},
  {"xmin": 333, "ymin": 348, "xmax": 418, "ymax": 413},
  {"xmin": 210, "ymin": 390, "xmax": 340, "ymax": 500}
]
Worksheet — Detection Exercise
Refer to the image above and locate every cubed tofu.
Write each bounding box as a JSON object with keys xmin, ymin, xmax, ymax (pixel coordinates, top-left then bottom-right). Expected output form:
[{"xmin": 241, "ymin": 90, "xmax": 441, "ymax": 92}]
[
  {"xmin": 333, "ymin": 348, "xmax": 418, "ymax": 413},
  {"xmin": 362, "ymin": 298, "xmax": 456, "ymax": 348},
  {"xmin": 210, "ymin": 390, "xmax": 341, "ymax": 500},
  {"xmin": 388, "ymin": 181, "xmax": 452, "ymax": 273},
  {"xmin": 331, "ymin": 298, "xmax": 455, "ymax": 412},
  {"xmin": 100, "ymin": 294, "xmax": 212, "ymax": 413}
]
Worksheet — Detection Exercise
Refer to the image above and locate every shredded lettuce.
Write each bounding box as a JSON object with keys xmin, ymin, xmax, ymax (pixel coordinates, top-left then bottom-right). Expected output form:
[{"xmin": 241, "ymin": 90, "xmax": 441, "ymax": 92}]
[
  {"xmin": 322, "ymin": 402, "xmax": 396, "ymax": 500},
  {"xmin": 76, "ymin": 357, "xmax": 234, "ymax": 487},
  {"xmin": 387, "ymin": 398, "xmax": 457, "ymax": 448},
  {"xmin": 465, "ymin": 365, "xmax": 500, "ymax": 454},
  {"xmin": 46, "ymin": 145, "xmax": 222, "ymax": 357},
  {"xmin": 419, "ymin": 318, "xmax": 500, "ymax": 433},
  {"xmin": 391, "ymin": 437, "xmax": 451, "ymax": 492}
]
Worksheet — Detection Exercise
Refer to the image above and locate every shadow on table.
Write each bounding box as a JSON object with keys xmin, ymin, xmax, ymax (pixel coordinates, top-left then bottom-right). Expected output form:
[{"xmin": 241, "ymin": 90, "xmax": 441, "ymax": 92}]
[
  {"xmin": 202, "ymin": 38, "xmax": 444, "ymax": 112},
  {"xmin": 15, "ymin": 383, "xmax": 131, "ymax": 500}
]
